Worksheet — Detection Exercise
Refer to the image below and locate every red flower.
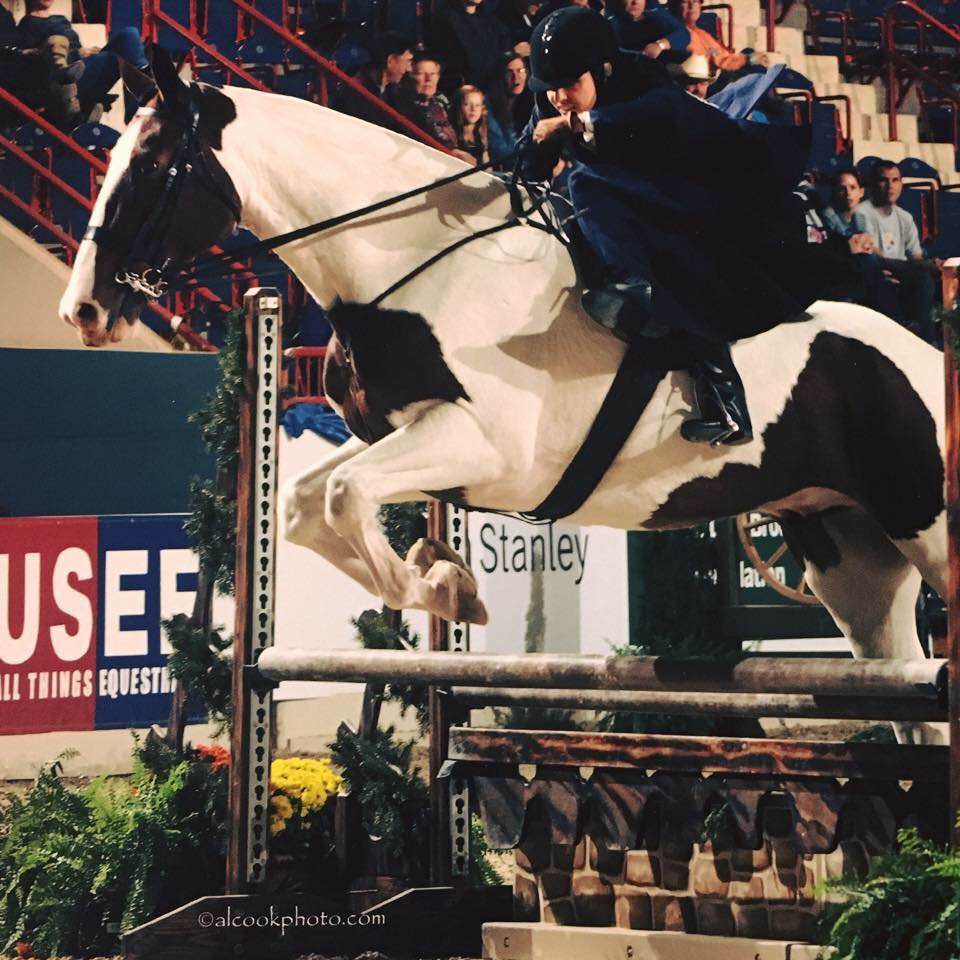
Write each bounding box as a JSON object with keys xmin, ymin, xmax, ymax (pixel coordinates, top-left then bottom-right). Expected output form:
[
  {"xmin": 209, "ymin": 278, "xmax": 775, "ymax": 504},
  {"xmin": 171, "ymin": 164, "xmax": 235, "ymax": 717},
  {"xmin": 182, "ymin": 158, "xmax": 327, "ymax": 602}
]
[
  {"xmin": 15, "ymin": 942, "xmax": 34, "ymax": 958},
  {"xmin": 195, "ymin": 743, "xmax": 231, "ymax": 770}
]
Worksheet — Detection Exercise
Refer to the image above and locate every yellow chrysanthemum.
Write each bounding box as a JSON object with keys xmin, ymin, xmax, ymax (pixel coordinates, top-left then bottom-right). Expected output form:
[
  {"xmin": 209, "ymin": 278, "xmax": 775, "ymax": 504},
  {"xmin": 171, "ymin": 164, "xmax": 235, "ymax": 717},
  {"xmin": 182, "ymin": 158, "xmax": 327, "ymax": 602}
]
[{"xmin": 270, "ymin": 757, "xmax": 343, "ymax": 819}]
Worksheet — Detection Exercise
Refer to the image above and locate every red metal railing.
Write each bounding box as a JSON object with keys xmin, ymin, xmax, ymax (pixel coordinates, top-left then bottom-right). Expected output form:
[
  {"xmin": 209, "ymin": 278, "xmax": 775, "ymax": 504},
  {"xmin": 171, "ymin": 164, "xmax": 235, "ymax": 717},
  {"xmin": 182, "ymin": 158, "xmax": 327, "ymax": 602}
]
[
  {"xmin": 147, "ymin": 7, "xmax": 273, "ymax": 91},
  {"xmin": 883, "ymin": 0, "xmax": 960, "ymax": 141},
  {"xmin": 145, "ymin": 0, "xmax": 451, "ymax": 152},
  {"xmin": 703, "ymin": 3, "xmax": 734, "ymax": 49},
  {"xmin": 0, "ymin": 182, "xmax": 81, "ymax": 258},
  {"xmin": 806, "ymin": 9, "xmax": 850, "ymax": 58},
  {"xmin": 284, "ymin": 346, "xmax": 327, "ymax": 407}
]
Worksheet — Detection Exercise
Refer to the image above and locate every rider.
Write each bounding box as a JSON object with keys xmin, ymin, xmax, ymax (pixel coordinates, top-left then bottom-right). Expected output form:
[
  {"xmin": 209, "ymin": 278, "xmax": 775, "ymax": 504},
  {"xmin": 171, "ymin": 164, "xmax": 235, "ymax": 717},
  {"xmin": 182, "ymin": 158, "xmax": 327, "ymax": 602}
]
[{"xmin": 521, "ymin": 6, "xmax": 829, "ymax": 445}]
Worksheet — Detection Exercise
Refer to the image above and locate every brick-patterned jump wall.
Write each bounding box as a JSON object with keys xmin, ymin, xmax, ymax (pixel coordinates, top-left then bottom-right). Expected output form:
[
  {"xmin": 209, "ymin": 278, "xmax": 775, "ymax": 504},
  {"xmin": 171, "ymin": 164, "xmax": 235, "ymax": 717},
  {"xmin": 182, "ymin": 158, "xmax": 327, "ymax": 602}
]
[{"xmin": 465, "ymin": 766, "xmax": 947, "ymax": 941}]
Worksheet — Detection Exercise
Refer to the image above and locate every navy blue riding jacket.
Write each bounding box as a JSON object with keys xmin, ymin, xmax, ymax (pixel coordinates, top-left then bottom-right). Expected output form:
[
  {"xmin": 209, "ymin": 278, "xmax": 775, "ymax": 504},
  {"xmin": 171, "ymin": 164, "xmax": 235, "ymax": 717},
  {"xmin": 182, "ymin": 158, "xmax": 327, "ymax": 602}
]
[{"xmin": 519, "ymin": 55, "xmax": 857, "ymax": 340}]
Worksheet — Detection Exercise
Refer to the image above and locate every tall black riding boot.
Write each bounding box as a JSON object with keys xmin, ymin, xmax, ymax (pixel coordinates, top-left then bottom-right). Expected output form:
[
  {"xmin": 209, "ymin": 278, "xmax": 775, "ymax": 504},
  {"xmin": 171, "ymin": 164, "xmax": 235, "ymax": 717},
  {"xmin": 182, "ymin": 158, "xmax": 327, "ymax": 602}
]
[{"xmin": 680, "ymin": 343, "xmax": 753, "ymax": 446}]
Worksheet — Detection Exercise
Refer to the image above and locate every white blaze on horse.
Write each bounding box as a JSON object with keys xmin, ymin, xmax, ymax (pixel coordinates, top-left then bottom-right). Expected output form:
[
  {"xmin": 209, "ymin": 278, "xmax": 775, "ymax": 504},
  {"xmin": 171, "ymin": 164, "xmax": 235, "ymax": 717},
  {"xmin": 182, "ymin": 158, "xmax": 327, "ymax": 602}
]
[{"xmin": 59, "ymin": 54, "xmax": 948, "ymax": 743}]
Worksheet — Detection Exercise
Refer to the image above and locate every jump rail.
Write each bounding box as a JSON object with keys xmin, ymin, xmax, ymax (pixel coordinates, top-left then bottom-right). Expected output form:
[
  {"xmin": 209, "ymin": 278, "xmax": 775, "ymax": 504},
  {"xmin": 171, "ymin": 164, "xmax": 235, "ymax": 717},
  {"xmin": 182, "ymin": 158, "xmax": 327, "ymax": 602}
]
[{"xmin": 255, "ymin": 647, "xmax": 947, "ymax": 701}]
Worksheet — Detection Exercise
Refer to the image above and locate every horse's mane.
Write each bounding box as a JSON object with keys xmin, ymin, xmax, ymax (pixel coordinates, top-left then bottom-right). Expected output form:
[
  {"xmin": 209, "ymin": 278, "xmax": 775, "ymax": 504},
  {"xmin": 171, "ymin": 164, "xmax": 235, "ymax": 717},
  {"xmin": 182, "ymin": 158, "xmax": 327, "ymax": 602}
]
[{"xmin": 217, "ymin": 83, "xmax": 500, "ymax": 190}]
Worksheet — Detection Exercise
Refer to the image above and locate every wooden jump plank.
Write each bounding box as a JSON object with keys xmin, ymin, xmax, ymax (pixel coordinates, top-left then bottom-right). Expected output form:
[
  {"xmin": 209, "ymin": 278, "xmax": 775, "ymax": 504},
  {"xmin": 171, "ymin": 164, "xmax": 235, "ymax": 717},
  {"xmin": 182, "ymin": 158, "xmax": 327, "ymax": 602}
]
[{"xmin": 448, "ymin": 727, "xmax": 949, "ymax": 780}]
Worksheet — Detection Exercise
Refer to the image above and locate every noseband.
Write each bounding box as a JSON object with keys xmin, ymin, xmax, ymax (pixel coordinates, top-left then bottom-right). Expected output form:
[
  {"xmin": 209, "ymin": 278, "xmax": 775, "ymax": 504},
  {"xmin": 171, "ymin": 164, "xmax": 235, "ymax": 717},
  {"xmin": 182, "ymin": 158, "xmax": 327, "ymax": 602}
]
[{"xmin": 83, "ymin": 86, "xmax": 241, "ymax": 328}]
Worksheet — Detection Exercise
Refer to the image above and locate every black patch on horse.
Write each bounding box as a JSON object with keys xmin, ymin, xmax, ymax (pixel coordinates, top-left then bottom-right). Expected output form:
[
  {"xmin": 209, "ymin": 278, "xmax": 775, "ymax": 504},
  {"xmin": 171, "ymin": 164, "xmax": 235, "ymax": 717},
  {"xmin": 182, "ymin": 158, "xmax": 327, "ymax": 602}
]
[
  {"xmin": 650, "ymin": 332, "xmax": 943, "ymax": 544},
  {"xmin": 193, "ymin": 83, "xmax": 237, "ymax": 148},
  {"xmin": 778, "ymin": 509, "xmax": 845, "ymax": 571},
  {"xmin": 323, "ymin": 302, "xmax": 469, "ymax": 444}
]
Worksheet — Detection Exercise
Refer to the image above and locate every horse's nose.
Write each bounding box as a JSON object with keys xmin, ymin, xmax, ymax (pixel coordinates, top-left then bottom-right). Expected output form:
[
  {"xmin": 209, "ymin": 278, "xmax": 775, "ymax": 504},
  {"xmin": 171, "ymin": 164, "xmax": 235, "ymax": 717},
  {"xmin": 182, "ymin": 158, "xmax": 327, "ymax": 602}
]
[{"xmin": 76, "ymin": 302, "xmax": 98, "ymax": 323}]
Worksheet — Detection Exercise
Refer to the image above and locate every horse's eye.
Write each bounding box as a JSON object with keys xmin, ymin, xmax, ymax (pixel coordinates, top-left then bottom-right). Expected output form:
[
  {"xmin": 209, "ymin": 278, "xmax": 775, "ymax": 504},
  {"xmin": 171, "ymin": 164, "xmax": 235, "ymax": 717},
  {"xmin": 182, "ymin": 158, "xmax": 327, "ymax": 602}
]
[{"xmin": 135, "ymin": 158, "xmax": 161, "ymax": 176}]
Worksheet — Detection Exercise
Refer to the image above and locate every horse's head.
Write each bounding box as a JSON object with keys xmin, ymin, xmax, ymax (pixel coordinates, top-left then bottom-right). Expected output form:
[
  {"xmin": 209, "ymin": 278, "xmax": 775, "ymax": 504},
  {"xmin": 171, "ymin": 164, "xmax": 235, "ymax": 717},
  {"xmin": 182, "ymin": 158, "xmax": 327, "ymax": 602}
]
[{"xmin": 59, "ymin": 48, "xmax": 241, "ymax": 346}]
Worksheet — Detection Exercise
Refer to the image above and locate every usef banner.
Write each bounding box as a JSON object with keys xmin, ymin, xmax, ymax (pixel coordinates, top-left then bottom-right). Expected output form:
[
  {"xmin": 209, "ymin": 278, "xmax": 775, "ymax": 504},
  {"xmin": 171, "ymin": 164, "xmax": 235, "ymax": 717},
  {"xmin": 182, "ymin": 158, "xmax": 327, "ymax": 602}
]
[{"xmin": 0, "ymin": 515, "xmax": 205, "ymax": 735}]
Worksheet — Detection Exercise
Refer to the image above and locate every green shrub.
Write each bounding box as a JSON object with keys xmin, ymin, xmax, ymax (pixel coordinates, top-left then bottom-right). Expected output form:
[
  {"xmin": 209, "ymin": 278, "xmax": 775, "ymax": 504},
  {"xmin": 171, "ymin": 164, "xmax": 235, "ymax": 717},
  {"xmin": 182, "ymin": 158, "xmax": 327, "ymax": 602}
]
[
  {"xmin": 469, "ymin": 813, "xmax": 506, "ymax": 888},
  {"xmin": 821, "ymin": 827, "xmax": 960, "ymax": 960},
  {"xmin": 0, "ymin": 745, "xmax": 227, "ymax": 958},
  {"xmin": 330, "ymin": 725, "xmax": 431, "ymax": 882}
]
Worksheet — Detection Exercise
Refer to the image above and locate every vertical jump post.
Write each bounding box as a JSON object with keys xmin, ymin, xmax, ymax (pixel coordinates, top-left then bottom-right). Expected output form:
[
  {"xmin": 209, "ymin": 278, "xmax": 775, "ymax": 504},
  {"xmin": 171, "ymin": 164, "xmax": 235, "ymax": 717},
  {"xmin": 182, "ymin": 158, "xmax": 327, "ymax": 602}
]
[{"xmin": 227, "ymin": 288, "xmax": 282, "ymax": 894}]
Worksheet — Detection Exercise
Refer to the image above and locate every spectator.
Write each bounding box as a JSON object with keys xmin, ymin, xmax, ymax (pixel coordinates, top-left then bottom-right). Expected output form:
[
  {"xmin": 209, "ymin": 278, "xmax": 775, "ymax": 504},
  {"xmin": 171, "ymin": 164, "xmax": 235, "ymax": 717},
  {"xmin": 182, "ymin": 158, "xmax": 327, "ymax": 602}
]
[
  {"xmin": 432, "ymin": 0, "xmax": 513, "ymax": 92},
  {"xmin": 335, "ymin": 31, "xmax": 413, "ymax": 128},
  {"xmin": 821, "ymin": 170, "xmax": 870, "ymax": 240},
  {"xmin": 401, "ymin": 53, "xmax": 465, "ymax": 154},
  {"xmin": 488, "ymin": 51, "xmax": 534, "ymax": 141},
  {"xmin": 452, "ymin": 84, "xmax": 490, "ymax": 164},
  {"xmin": 496, "ymin": 0, "xmax": 543, "ymax": 52},
  {"xmin": 17, "ymin": 0, "xmax": 148, "ymax": 120},
  {"xmin": 0, "ymin": 5, "xmax": 86, "ymax": 129},
  {"xmin": 854, "ymin": 161, "xmax": 941, "ymax": 344},
  {"xmin": 606, "ymin": 0, "xmax": 689, "ymax": 59},
  {"xmin": 669, "ymin": 52, "xmax": 717, "ymax": 99},
  {"xmin": 668, "ymin": 0, "xmax": 767, "ymax": 72}
]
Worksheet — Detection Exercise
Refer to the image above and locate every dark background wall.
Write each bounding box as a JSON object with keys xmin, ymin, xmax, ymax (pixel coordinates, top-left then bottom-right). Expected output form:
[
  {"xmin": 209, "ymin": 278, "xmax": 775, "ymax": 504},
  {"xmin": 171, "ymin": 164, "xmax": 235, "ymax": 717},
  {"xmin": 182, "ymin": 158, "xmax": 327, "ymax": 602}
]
[{"xmin": 0, "ymin": 349, "xmax": 218, "ymax": 517}]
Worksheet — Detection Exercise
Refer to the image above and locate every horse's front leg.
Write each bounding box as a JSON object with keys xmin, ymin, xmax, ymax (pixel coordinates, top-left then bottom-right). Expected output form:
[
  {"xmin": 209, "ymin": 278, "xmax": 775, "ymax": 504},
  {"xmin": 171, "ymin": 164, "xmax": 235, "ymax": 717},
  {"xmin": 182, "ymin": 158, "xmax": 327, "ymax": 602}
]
[
  {"xmin": 324, "ymin": 402, "xmax": 505, "ymax": 624},
  {"xmin": 282, "ymin": 436, "xmax": 381, "ymax": 594}
]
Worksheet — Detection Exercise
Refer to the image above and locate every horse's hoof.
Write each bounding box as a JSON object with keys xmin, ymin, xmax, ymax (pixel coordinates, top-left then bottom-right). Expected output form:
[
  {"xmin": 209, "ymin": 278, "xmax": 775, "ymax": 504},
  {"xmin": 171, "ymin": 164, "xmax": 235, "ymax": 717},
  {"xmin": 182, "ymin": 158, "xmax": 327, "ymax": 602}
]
[
  {"xmin": 406, "ymin": 536, "xmax": 470, "ymax": 575},
  {"xmin": 458, "ymin": 595, "xmax": 489, "ymax": 626},
  {"xmin": 423, "ymin": 559, "xmax": 487, "ymax": 624}
]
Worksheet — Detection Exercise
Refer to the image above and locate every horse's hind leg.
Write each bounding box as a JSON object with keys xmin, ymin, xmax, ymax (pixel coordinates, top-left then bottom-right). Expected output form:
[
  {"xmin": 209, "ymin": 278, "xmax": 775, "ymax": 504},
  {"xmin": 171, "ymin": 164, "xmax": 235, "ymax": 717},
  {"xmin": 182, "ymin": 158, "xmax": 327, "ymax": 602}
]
[
  {"xmin": 324, "ymin": 402, "xmax": 506, "ymax": 624},
  {"xmin": 892, "ymin": 510, "xmax": 948, "ymax": 600},
  {"xmin": 791, "ymin": 506, "xmax": 947, "ymax": 745},
  {"xmin": 281, "ymin": 436, "xmax": 381, "ymax": 595}
]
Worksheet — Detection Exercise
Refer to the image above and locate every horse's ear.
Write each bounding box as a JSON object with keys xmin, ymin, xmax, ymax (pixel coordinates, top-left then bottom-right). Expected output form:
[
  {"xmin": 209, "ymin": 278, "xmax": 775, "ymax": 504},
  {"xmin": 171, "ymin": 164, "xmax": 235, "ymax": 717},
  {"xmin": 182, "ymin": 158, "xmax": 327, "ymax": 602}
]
[
  {"xmin": 121, "ymin": 62, "xmax": 157, "ymax": 108},
  {"xmin": 150, "ymin": 44, "xmax": 189, "ymax": 110}
]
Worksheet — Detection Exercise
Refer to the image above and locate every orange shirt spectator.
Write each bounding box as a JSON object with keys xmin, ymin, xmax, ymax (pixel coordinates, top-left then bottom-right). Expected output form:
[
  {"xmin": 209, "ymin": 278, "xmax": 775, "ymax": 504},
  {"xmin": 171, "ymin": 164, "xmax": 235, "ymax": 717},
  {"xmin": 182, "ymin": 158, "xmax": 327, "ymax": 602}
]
[{"xmin": 669, "ymin": 0, "xmax": 767, "ymax": 72}]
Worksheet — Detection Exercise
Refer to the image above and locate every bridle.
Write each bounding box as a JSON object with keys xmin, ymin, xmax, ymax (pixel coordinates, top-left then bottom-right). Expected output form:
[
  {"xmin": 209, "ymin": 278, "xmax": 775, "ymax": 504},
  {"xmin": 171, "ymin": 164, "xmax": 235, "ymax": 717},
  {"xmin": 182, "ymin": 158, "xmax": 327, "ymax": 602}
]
[{"xmin": 83, "ymin": 85, "xmax": 241, "ymax": 329}]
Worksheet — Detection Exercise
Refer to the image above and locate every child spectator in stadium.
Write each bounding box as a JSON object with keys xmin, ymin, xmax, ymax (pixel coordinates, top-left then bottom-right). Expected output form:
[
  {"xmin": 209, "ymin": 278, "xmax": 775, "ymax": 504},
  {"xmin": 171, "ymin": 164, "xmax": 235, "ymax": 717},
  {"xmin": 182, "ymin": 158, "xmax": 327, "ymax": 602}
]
[
  {"xmin": 335, "ymin": 32, "xmax": 413, "ymax": 128},
  {"xmin": 668, "ymin": 0, "xmax": 768, "ymax": 72},
  {"xmin": 607, "ymin": 0, "xmax": 689, "ymax": 59},
  {"xmin": 453, "ymin": 84, "xmax": 490, "ymax": 164},
  {"xmin": 17, "ymin": 0, "xmax": 148, "ymax": 121},
  {"xmin": 821, "ymin": 170, "xmax": 872, "ymax": 241},
  {"xmin": 433, "ymin": 0, "xmax": 513, "ymax": 91},
  {"xmin": 854, "ymin": 161, "xmax": 941, "ymax": 344}
]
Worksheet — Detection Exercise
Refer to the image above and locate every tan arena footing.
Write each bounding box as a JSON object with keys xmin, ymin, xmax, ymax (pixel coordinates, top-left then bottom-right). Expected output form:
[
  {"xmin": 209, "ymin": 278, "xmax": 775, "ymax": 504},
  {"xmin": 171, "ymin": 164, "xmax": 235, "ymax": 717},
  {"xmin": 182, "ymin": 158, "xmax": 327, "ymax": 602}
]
[{"xmin": 481, "ymin": 924, "xmax": 834, "ymax": 960}]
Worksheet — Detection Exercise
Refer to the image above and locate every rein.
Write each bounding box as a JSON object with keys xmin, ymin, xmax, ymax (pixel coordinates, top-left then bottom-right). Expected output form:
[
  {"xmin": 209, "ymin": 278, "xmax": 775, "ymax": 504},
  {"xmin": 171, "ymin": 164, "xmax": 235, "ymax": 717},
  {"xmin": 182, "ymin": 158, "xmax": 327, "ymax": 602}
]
[{"xmin": 183, "ymin": 134, "xmax": 572, "ymax": 304}]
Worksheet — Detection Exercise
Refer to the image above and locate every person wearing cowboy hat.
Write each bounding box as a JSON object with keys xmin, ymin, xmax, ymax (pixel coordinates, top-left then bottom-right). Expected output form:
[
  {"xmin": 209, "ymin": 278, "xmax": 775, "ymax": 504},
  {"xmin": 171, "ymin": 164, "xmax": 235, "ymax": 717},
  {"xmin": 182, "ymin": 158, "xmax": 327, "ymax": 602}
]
[{"xmin": 668, "ymin": 52, "xmax": 718, "ymax": 98}]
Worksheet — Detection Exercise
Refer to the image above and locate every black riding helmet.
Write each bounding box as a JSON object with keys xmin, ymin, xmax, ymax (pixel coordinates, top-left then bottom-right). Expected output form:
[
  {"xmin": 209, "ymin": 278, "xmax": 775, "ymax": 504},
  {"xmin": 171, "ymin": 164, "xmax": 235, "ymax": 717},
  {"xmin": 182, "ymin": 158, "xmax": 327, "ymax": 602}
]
[{"xmin": 528, "ymin": 6, "xmax": 620, "ymax": 92}]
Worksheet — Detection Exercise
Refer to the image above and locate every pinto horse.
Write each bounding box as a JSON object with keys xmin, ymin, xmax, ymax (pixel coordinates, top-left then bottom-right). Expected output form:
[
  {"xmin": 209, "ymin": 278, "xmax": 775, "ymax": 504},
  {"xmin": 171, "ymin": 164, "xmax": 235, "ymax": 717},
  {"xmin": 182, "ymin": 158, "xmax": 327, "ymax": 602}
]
[{"xmin": 59, "ymin": 54, "xmax": 947, "ymax": 742}]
